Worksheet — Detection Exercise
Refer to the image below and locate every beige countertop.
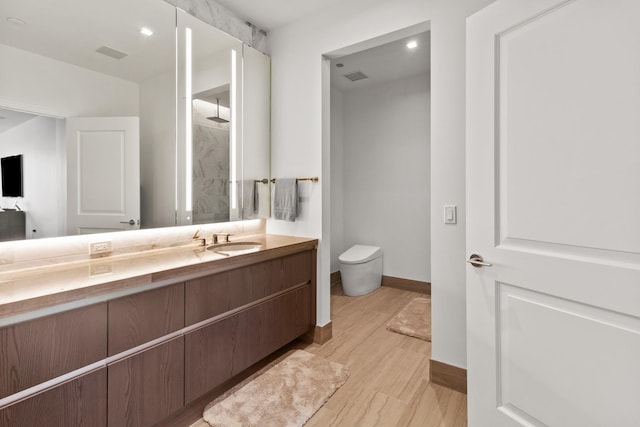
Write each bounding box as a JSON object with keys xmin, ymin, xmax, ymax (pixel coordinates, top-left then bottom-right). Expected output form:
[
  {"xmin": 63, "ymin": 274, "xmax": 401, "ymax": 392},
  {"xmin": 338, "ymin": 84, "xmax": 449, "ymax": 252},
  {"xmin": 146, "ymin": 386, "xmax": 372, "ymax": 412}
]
[{"xmin": 0, "ymin": 234, "xmax": 317, "ymax": 320}]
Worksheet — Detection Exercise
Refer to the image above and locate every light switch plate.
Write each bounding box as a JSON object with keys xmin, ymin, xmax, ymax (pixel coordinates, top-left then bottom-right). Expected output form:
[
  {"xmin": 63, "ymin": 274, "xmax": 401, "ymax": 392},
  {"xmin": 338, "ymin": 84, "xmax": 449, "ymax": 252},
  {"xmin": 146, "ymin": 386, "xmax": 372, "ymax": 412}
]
[{"xmin": 444, "ymin": 205, "xmax": 457, "ymax": 224}]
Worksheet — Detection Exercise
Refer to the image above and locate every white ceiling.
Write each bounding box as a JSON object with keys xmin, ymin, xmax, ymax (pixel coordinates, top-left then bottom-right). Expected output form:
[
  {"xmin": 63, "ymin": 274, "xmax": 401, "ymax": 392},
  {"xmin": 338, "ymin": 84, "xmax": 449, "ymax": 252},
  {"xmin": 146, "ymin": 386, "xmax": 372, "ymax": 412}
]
[
  {"xmin": 0, "ymin": 108, "xmax": 38, "ymax": 134},
  {"xmin": 213, "ymin": 0, "xmax": 349, "ymax": 31},
  {"xmin": 0, "ymin": 0, "xmax": 239, "ymax": 84},
  {"xmin": 214, "ymin": 1, "xmax": 431, "ymax": 91},
  {"xmin": 1, "ymin": 0, "xmax": 429, "ymax": 92},
  {"xmin": 331, "ymin": 31, "xmax": 430, "ymax": 92},
  {"xmin": 0, "ymin": 0, "xmax": 176, "ymax": 82}
]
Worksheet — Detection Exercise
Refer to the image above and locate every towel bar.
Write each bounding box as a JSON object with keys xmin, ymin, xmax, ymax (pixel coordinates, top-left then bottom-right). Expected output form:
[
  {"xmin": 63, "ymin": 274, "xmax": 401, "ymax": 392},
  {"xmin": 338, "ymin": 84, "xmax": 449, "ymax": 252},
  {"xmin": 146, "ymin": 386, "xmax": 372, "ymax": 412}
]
[{"xmin": 255, "ymin": 177, "xmax": 319, "ymax": 184}]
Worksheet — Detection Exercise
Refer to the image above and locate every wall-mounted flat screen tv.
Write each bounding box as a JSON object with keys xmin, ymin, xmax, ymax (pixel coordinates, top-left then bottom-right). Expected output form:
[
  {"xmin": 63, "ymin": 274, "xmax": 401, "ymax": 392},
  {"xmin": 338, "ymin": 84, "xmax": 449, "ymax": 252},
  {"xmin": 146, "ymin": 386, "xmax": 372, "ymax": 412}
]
[{"xmin": 1, "ymin": 155, "xmax": 23, "ymax": 197}]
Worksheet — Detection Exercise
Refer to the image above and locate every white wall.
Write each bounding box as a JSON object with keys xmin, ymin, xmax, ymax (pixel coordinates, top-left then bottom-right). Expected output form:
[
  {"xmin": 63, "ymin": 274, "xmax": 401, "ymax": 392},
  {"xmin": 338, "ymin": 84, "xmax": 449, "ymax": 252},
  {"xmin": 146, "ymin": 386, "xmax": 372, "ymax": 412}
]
[
  {"xmin": 192, "ymin": 50, "xmax": 235, "ymax": 95},
  {"xmin": 0, "ymin": 116, "xmax": 64, "ymax": 238},
  {"xmin": 341, "ymin": 73, "xmax": 430, "ymax": 281},
  {"xmin": 140, "ymin": 71, "xmax": 177, "ymax": 229},
  {"xmin": 330, "ymin": 87, "xmax": 344, "ymax": 273},
  {"xmin": 267, "ymin": 0, "xmax": 494, "ymax": 368},
  {"xmin": 0, "ymin": 44, "xmax": 139, "ymax": 117}
]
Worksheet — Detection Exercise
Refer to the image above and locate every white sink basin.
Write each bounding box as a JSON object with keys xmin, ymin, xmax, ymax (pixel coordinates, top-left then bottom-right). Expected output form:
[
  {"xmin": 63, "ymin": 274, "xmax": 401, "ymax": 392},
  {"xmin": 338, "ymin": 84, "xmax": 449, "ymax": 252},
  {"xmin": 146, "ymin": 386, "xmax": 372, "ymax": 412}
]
[{"xmin": 207, "ymin": 241, "xmax": 262, "ymax": 256}]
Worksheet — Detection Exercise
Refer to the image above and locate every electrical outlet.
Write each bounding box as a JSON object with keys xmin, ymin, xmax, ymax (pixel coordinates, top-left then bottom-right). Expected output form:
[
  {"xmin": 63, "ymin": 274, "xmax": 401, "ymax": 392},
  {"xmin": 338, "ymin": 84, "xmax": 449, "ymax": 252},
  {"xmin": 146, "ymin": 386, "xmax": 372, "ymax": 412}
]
[
  {"xmin": 89, "ymin": 240, "xmax": 113, "ymax": 256},
  {"xmin": 90, "ymin": 263, "xmax": 112, "ymax": 276}
]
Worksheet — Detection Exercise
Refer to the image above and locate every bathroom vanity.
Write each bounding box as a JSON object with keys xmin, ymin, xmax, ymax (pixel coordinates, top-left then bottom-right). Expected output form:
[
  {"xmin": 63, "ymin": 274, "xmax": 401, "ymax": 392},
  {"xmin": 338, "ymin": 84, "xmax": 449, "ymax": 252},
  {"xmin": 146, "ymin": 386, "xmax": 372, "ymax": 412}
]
[{"xmin": 0, "ymin": 235, "xmax": 317, "ymax": 426}]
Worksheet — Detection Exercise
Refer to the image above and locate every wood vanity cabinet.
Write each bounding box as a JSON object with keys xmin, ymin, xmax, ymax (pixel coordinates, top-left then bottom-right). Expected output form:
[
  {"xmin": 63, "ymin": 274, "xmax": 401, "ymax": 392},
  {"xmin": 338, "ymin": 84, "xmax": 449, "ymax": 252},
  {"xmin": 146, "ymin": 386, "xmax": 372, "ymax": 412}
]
[
  {"xmin": 106, "ymin": 285, "xmax": 186, "ymax": 426},
  {"xmin": 0, "ymin": 369, "xmax": 107, "ymax": 427},
  {"xmin": 108, "ymin": 283, "xmax": 184, "ymax": 355},
  {"xmin": 0, "ymin": 303, "xmax": 107, "ymax": 399},
  {"xmin": 185, "ymin": 250, "xmax": 312, "ymax": 325},
  {"xmin": 184, "ymin": 249, "xmax": 314, "ymax": 403},
  {"xmin": 0, "ymin": 243, "xmax": 316, "ymax": 427},
  {"xmin": 185, "ymin": 285, "xmax": 312, "ymax": 402},
  {"xmin": 108, "ymin": 337, "xmax": 184, "ymax": 427}
]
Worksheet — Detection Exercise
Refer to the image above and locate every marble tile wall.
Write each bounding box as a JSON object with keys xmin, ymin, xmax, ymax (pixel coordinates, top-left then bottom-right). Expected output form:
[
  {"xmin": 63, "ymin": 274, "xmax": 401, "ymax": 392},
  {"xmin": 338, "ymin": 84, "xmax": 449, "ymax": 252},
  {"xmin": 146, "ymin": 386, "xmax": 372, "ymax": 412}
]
[
  {"xmin": 192, "ymin": 124, "xmax": 230, "ymax": 224},
  {"xmin": 166, "ymin": 0, "xmax": 268, "ymax": 52}
]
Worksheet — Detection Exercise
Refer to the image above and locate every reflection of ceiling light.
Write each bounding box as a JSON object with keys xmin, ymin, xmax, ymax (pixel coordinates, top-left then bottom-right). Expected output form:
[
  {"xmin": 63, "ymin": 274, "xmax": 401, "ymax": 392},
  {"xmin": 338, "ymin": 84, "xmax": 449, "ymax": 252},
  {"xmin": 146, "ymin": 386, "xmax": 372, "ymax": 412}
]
[
  {"xmin": 6, "ymin": 17, "xmax": 26, "ymax": 25},
  {"xmin": 140, "ymin": 27, "xmax": 153, "ymax": 36},
  {"xmin": 406, "ymin": 40, "xmax": 418, "ymax": 49}
]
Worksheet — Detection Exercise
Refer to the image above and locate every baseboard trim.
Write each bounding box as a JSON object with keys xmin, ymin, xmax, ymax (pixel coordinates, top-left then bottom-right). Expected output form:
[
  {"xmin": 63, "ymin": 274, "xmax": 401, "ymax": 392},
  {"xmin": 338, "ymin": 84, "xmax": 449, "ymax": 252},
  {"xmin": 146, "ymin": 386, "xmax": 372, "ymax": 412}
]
[
  {"xmin": 430, "ymin": 359, "xmax": 467, "ymax": 394},
  {"xmin": 382, "ymin": 275, "xmax": 431, "ymax": 295},
  {"xmin": 330, "ymin": 271, "xmax": 342, "ymax": 288},
  {"xmin": 312, "ymin": 321, "xmax": 333, "ymax": 345}
]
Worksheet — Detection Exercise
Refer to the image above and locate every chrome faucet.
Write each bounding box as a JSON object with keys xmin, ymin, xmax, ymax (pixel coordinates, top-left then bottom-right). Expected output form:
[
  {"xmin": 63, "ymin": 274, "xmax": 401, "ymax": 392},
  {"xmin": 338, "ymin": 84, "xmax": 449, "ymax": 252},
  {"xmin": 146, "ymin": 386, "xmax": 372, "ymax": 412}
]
[
  {"xmin": 192, "ymin": 230, "xmax": 206, "ymax": 246},
  {"xmin": 212, "ymin": 232, "xmax": 232, "ymax": 244}
]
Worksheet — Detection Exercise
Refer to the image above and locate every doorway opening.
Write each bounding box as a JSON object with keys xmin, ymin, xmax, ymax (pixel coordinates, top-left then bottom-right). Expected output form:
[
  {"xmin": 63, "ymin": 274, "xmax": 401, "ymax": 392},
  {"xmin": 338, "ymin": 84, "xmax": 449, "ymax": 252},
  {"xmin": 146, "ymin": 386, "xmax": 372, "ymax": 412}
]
[{"xmin": 325, "ymin": 23, "xmax": 431, "ymax": 298}]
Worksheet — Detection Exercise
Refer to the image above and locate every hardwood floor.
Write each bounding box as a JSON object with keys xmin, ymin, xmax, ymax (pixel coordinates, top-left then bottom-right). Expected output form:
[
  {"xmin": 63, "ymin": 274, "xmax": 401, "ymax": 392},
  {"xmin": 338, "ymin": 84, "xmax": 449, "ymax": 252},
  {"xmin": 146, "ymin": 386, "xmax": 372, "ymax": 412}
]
[{"xmin": 189, "ymin": 285, "xmax": 467, "ymax": 427}]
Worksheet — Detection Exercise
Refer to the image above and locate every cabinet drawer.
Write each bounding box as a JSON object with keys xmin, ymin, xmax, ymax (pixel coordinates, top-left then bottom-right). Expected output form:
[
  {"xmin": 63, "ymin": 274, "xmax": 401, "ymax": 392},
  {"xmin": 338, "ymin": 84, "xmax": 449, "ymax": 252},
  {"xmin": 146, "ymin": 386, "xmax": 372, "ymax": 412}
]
[
  {"xmin": 282, "ymin": 250, "xmax": 312, "ymax": 290},
  {"xmin": 184, "ymin": 284, "xmax": 312, "ymax": 403},
  {"xmin": 108, "ymin": 283, "xmax": 184, "ymax": 355},
  {"xmin": 0, "ymin": 368, "xmax": 107, "ymax": 427},
  {"xmin": 108, "ymin": 337, "xmax": 184, "ymax": 427},
  {"xmin": 0, "ymin": 303, "xmax": 107, "ymax": 399},
  {"xmin": 185, "ymin": 250, "xmax": 313, "ymax": 326}
]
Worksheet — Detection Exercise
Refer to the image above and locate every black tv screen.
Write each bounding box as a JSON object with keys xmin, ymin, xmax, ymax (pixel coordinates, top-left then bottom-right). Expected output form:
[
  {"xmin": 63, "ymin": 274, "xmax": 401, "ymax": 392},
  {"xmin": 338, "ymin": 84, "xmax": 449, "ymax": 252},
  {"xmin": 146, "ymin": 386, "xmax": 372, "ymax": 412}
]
[{"xmin": 1, "ymin": 155, "xmax": 23, "ymax": 197}]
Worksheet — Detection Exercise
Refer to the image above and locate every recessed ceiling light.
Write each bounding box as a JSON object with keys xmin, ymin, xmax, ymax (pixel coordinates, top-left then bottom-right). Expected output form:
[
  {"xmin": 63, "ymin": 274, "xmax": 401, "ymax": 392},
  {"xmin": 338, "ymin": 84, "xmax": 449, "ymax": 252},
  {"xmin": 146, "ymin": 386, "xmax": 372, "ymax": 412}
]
[
  {"xmin": 406, "ymin": 40, "xmax": 418, "ymax": 49},
  {"xmin": 6, "ymin": 17, "xmax": 26, "ymax": 25},
  {"xmin": 140, "ymin": 27, "xmax": 153, "ymax": 37}
]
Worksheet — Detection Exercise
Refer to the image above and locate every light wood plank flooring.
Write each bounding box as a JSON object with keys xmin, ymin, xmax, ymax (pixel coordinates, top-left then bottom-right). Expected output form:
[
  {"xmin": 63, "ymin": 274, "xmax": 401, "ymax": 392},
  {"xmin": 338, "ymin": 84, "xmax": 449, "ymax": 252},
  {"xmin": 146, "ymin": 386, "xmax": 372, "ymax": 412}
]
[{"xmin": 191, "ymin": 285, "xmax": 467, "ymax": 427}]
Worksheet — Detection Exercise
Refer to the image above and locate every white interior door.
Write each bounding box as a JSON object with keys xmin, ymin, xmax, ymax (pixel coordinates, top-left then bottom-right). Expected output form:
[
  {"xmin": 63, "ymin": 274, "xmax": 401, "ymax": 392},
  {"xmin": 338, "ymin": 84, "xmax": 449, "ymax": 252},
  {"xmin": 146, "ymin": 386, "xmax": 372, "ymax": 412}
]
[
  {"xmin": 66, "ymin": 117, "xmax": 140, "ymax": 235},
  {"xmin": 466, "ymin": 1, "xmax": 640, "ymax": 426}
]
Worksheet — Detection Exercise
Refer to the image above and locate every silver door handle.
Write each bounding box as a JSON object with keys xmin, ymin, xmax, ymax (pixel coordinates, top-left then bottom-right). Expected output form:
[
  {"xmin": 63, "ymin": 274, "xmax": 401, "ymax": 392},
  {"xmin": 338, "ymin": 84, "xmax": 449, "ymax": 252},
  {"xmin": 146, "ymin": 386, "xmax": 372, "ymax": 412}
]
[
  {"xmin": 467, "ymin": 254, "xmax": 492, "ymax": 268},
  {"xmin": 120, "ymin": 219, "xmax": 135, "ymax": 225}
]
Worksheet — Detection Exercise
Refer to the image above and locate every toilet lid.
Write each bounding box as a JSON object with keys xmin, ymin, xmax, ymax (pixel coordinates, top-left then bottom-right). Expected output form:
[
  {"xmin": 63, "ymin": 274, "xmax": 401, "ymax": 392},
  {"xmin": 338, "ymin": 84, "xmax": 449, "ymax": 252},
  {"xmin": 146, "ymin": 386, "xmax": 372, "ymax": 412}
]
[{"xmin": 339, "ymin": 244, "xmax": 382, "ymax": 264}]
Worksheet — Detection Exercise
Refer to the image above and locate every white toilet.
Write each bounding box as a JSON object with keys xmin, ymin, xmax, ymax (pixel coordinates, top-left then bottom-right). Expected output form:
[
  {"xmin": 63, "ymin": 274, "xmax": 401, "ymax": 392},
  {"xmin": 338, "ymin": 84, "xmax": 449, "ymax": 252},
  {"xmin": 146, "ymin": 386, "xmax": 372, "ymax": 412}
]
[{"xmin": 339, "ymin": 245, "xmax": 383, "ymax": 296}]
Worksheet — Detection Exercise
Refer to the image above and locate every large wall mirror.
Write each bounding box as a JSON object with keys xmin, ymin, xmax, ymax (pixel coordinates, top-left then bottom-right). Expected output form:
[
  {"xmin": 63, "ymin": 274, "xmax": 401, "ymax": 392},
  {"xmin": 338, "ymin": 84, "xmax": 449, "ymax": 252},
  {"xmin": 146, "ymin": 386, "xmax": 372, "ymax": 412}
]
[{"xmin": 0, "ymin": 0, "xmax": 270, "ymax": 242}]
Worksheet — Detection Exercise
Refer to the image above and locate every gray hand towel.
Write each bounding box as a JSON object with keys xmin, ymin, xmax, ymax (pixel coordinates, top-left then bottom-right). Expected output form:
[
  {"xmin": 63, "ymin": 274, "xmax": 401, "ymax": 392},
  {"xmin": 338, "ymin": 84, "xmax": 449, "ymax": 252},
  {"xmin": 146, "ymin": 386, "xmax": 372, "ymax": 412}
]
[
  {"xmin": 273, "ymin": 178, "xmax": 298, "ymax": 222},
  {"xmin": 241, "ymin": 180, "xmax": 258, "ymax": 219}
]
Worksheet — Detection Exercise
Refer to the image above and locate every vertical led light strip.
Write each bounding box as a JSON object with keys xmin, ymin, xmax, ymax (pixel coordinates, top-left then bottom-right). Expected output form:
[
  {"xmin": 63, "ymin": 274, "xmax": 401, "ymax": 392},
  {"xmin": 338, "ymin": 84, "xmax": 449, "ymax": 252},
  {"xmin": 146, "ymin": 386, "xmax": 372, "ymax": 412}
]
[
  {"xmin": 185, "ymin": 27, "xmax": 193, "ymax": 212},
  {"xmin": 174, "ymin": 23, "xmax": 178, "ymax": 219},
  {"xmin": 230, "ymin": 48, "xmax": 238, "ymax": 209}
]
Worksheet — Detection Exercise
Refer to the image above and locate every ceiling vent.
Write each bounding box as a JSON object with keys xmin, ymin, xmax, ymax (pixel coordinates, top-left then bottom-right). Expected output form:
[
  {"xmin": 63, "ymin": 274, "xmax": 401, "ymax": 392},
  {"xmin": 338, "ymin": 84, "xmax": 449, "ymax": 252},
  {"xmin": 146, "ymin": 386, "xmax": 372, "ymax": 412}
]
[
  {"xmin": 95, "ymin": 46, "xmax": 128, "ymax": 60},
  {"xmin": 344, "ymin": 71, "xmax": 368, "ymax": 82}
]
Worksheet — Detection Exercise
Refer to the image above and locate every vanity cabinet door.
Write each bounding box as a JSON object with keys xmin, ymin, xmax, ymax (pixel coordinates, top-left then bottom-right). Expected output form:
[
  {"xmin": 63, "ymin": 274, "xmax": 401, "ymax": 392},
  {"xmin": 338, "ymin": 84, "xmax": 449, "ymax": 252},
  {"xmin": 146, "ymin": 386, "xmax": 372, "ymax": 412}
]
[
  {"xmin": 184, "ymin": 284, "xmax": 312, "ymax": 403},
  {"xmin": 185, "ymin": 267, "xmax": 250, "ymax": 326},
  {"xmin": 108, "ymin": 283, "xmax": 184, "ymax": 355},
  {"xmin": 108, "ymin": 337, "xmax": 184, "ymax": 427},
  {"xmin": 185, "ymin": 250, "xmax": 313, "ymax": 326},
  {"xmin": 0, "ymin": 368, "xmax": 107, "ymax": 427},
  {"xmin": 0, "ymin": 303, "xmax": 107, "ymax": 399}
]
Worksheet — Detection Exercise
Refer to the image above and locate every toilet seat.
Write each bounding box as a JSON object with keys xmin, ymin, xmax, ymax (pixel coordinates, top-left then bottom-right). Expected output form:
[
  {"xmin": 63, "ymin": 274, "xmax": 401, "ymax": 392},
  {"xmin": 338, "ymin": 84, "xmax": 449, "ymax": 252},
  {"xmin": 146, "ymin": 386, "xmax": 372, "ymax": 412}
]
[{"xmin": 338, "ymin": 244, "xmax": 382, "ymax": 264}]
